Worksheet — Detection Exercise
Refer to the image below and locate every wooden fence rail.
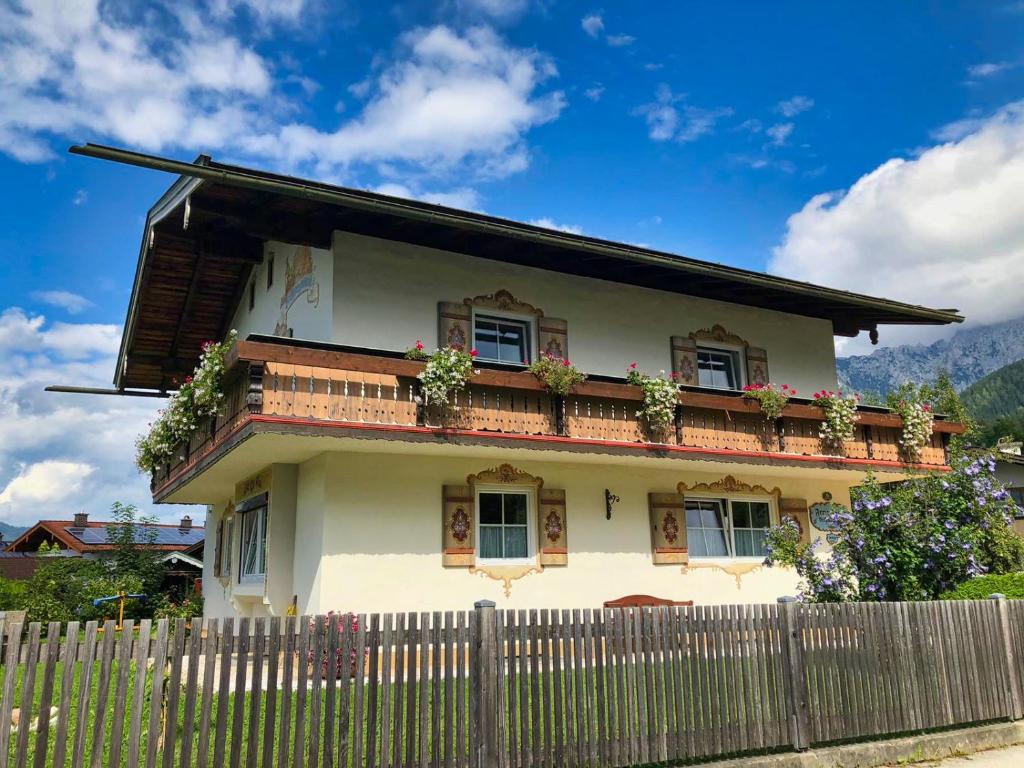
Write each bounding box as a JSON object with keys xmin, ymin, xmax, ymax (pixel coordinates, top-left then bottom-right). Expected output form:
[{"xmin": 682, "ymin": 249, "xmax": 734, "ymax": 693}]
[{"xmin": 0, "ymin": 598, "xmax": 1021, "ymax": 768}]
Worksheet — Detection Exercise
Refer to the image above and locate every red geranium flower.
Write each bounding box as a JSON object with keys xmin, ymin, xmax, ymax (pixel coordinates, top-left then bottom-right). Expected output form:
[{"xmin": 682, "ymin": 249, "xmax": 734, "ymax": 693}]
[{"xmin": 470, "ymin": 348, "xmax": 478, "ymax": 357}]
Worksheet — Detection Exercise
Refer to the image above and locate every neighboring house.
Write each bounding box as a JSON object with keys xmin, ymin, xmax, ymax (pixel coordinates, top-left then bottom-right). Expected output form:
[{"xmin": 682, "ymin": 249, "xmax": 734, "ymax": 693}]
[
  {"xmin": 82, "ymin": 145, "xmax": 966, "ymax": 618},
  {"xmin": 160, "ymin": 538, "xmax": 204, "ymax": 596},
  {"xmin": 994, "ymin": 443, "xmax": 1024, "ymax": 537},
  {"xmin": 4, "ymin": 512, "xmax": 204, "ymax": 560}
]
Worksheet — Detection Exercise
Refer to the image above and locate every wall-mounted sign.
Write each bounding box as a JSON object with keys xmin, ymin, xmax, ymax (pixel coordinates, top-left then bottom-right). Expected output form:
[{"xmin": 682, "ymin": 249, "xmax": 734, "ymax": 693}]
[{"xmin": 810, "ymin": 502, "xmax": 847, "ymax": 532}]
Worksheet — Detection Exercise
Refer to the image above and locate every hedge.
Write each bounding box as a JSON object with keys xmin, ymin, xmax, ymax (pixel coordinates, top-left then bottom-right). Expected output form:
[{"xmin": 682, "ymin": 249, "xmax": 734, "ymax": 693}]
[{"xmin": 940, "ymin": 571, "xmax": 1024, "ymax": 600}]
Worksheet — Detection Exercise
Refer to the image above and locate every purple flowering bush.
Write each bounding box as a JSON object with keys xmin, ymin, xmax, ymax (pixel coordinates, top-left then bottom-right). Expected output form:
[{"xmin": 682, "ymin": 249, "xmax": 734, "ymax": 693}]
[{"xmin": 764, "ymin": 454, "xmax": 1024, "ymax": 602}]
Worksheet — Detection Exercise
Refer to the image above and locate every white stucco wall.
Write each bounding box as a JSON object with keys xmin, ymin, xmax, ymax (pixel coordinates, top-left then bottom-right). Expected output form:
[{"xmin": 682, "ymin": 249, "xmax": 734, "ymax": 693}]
[
  {"xmin": 230, "ymin": 240, "xmax": 333, "ymax": 342},
  {"xmin": 266, "ymin": 451, "xmax": 850, "ymax": 616},
  {"xmin": 330, "ymin": 231, "xmax": 839, "ymax": 394}
]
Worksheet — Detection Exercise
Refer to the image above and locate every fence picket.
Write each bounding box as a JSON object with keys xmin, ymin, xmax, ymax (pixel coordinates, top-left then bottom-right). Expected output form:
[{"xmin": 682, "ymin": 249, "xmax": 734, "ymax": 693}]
[
  {"xmin": 106, "ymin": 620, "xmax": 135, "ymax": 768},
  {"xmin": 14, "ymin": 622, "xmax": 42, "ymax": 768},
  {"xmin": 50, "ymin": 622, "xmax": 79, "ymax": 768},
  {"xmin": 260, "ymin": 617, "xmax": 281, "ymax": 768},
  {"xmin": 163, "ymin": 619, "xmax": 188, "ymax": 768}
]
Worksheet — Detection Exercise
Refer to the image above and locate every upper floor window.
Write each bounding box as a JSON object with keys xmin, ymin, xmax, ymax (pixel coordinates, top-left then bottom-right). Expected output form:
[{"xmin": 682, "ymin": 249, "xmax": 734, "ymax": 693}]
[
  {"xmin": 239, "ymin": 503, "xmax": 267, "ymax": 581},
  {"xmin": 477, "ymin": 487, "xmax": 534, "ymax": 563},
  {"xmin": 686, "ymin": 497, "xmax": 772, "ymax": 558},
  {"xmin": 696, "ymin": 345, "xmax": 744, "ymax": 389},
  {"xmin": 473, "ymin": 313, "xmax": 533, "ymax": 365}
]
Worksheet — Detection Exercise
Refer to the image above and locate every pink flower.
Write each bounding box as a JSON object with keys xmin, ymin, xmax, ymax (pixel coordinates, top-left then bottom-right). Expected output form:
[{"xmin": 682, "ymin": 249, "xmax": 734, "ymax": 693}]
[
  {"xmin": 629, "ymin": 362, "xmax": 637, "ymax": 370},
  {"xmin": 522, "ymin": 359, "xmax": 528, "ymax": 365},
  {"xmin": 791, "ymin": 389, "xmax": 797, "ymax": 395},
  {"xmin": 562, "ymin": 359, "xmax": 570, "ymax": 367},
  {"xmin": 415, "ymin": 340, "xmax": 424, "ymax": 350},
  {"xmin": 470, "ymin": 348, "xmax": 478, "ymax": 357}
]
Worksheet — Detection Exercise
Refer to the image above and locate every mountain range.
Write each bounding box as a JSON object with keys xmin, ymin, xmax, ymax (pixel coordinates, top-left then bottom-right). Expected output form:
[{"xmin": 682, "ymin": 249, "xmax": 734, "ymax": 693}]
[
  {"xmin": 837, "ymin": 316, "xmax": 1024, "ymax": 396},
  {"xmin": 0, "ymin": 522, "xmax": 26, "ymax": 545}
]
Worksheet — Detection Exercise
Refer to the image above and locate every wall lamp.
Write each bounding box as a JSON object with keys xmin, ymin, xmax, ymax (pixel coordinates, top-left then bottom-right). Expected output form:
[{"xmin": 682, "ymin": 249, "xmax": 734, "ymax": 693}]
[{"xmin": 605, "ymin": 489, "xmax": 620, "ymax": 520}]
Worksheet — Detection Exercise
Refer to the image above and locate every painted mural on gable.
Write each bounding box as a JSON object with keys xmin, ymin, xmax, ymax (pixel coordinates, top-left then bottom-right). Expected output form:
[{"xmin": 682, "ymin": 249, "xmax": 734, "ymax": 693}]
[{"xmin": 275, "ymin": 246, "xmax": 321, "ymax": 336}]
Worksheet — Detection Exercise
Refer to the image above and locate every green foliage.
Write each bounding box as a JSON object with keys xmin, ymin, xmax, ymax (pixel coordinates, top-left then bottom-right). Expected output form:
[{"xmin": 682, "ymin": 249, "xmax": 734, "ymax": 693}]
[
  {"xmin": 21, "ymin": 557, "xmax": 126, "ymax": 624},
  {"xmin": 961, "ymin": 360, "xmax": 1024, "ymax": 446},
  {"xmin": 0, "ymin": 576, "xmax": 27, "ymax": 611},
  {"xmin": 528, "ymin": 354, "xmax": 586, "ymax": 396},
  {"xmin": 151, "ymin": 590, "xmax": 204, "ymax": 620},
  {"xmin": 764, "ymin": 454, "xmax": 1024, "ymax": 602},
  {"xmin": 890, "ymin": 372, "xmax": 977, "ymax": 456},
  {"xmin": 940, "ymin": 572, "xmax": 1024, "ymax": 600},
  {"xmin": 106, "ymin": 502, "xmax": 164, "ymax": 601}
]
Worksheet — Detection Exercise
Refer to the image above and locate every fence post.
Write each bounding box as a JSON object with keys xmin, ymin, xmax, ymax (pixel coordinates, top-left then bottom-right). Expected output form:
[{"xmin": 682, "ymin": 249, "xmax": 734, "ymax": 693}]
[
  {"xmin": 473, "ymin": 599, "xmax": 499, "ymax": 768},
  {"xmin": 989, "ymin": 594, "xmax": 1023, "ymax": 720},
  {"xmin": 778, "ymin": 597, "xmax": 810, "ymax": 751}
]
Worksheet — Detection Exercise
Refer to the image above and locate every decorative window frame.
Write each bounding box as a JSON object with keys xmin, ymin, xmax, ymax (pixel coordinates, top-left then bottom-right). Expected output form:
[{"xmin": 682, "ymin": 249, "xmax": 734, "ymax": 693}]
[
  {"xmin": 465, "ymin": 290, "xmax": 543, "ymax": 365},
  {"xmin": 690, "ymin": 325, "xmax": 749, "ymax": 390},
  {"xmin": 468, "ymin": 463, "xmax": 543, "ymax": 566},
  {"xmin": 678, "ymin": 476, "xmax": 781, "ymax": 562}
]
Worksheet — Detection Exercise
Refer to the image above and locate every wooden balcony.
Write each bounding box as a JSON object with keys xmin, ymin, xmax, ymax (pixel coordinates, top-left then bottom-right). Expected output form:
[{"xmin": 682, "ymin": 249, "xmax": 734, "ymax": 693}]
[{"xmin": 151, "ymin": 337, "xmax": 964, "ymax": 494}]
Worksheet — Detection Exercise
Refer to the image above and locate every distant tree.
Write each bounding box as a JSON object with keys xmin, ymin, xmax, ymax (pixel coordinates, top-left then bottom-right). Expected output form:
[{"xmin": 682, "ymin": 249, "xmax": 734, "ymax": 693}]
[{"xmin": 106, "ymin": 502, "xmax": 164, "ymax": 597}]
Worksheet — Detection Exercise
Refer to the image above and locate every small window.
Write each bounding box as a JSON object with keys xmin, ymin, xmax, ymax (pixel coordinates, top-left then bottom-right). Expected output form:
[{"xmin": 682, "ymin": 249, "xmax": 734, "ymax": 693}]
[
  {"xmin": 219, "ymin": 518, "xmax": 234, "ymax": 578},
  {"xmin": 477, "ymin": 489, "xmax": 532, "ymax": 561},
  {"xmin": 686, "ymin": 498, "xmax": 772, "ymax": 558},
  {"xmin": 239, "ymin": 505, "xmax": 267, "ymax": 581},
  {"xmin": 474, "ymin": 314, "xmax": 532, "ymax": 365},
  {"xmin": 1010, "ymin": 488, "xmax": 1024, "ymax": 519},
  {"xmin": 696, "ymin": 346, "xmax": 743, "ymax": 389},
  {"xmin": 267, "ymin": 256, "xmax": 274, "ymax": 290},
  {"xmin": 248, "ymin": 281, "xmax": 255, "ymax": 312}
]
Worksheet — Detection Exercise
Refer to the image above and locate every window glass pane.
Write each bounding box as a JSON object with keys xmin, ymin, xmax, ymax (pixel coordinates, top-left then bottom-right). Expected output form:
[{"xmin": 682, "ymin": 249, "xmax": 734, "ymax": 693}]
[
  {"xmin": 749, "ymin": 502, "xmax": 771, "ymax": 528},
  {"xmin": 697, "ymin": 349, "xmax": 738, "ymax": 389},
  {"xmin": 731, "ymin": 501, "xmax": 751, "ymax": 528},
  {"xmin": 503, "ymin": 493, "xmax": 528, "ymax": 525},
  {"xmin": 504, "ymin": 527, "xmax": 528, "ymax": 558},
  {"xmin": 700, "ymin": 506, "xmax": 722, "ymax": 528},
  {"xmin": 479, "ymin": 526, "xmax": 503, "ymax": 558},
  {"xmin": 474, "ymin": 319, "xmax": 500, "ymax": 361},
  {"xmin": 241, "ymin": 509, "xmax": 263, "ymax": 576},
  {"xmin": 479, "ymin": 493, "xmax": 502, "ymax": 525},
  {"xmin": 497, "ymin": 321, "xmax": 527, "ymax": 364},
  {"xmin": 704, "ymin": 528, "xmax": 729, "ymax": 556},
  {"xmin": 686, "ymin": 500, "xmax": 729, "ymax": 558}
]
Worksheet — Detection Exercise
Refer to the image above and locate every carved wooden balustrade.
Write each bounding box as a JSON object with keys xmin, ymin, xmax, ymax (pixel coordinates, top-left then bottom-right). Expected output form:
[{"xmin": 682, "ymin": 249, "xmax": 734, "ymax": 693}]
[{"xmin": 151, "ymin": 338, "xmax": 962, "ymax": 490}]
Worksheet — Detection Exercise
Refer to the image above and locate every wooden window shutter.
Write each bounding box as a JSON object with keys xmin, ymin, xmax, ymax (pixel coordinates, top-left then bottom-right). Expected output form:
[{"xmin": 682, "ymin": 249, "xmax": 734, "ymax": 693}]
[
  {"xmin": 438, "ymin": 302, "xmax": 471, "ymax": 351},
  {"xmin": 213, "ymin": 519, "xmax": 223, "ymax": 577},
  {"xmin": 648, "ymin": 492, "xmax": 688, "ymax": 564},
  {"xmin": 442, "ymin": 485, "xmax": 475, "ymax": 567},
  {"xmin": 538, "ymin": 318, "xmax": 569, "ymax": 359},
  {"xmin": 538, "ymin": 488, "xmax": 568, "ymax": 566},
  {"xmin": 746, "ymin": 346, "xmax": 770, "ymax": 387},
  {"xmin": 670, "ymin": 336, "xmax": 699, "ymax": 386},
  {"xmin": 779, "ymin": 497, "xmax": 811, "ymax": 546}
]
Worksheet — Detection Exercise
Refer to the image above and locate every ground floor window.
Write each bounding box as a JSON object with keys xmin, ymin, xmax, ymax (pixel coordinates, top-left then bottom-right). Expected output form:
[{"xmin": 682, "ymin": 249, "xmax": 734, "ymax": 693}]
[
  {"xmin": 238, "ymin": 503, "xmax": 267, "ymax": 581},
  {"xmin": 219, "ymin": 517, "xmax": 234, "ymax": 578},
  {"xmin": 477, "ymin": 488, "xmax": 532, "ymax": 562},
  {"xmin": 686, "ymin": 498, "xmax": 772, "ymax": 558},
  {"xmin": 1009, "ymin": 488, "xmax": 1024, "ymax": 519}
]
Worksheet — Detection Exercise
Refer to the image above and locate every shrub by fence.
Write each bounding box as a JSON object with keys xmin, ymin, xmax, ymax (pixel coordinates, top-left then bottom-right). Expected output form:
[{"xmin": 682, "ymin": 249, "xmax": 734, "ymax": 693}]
[{"xmin": 1, "ymin": 598, "xmax": 1023, "ymax": 768}]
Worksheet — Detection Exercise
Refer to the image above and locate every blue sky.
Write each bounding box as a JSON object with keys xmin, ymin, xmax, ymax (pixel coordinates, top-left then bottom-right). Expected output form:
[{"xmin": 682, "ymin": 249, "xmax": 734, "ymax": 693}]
[{"xmin": 1, "ymin": 0, "xmax": 1024, "ymax": 525}]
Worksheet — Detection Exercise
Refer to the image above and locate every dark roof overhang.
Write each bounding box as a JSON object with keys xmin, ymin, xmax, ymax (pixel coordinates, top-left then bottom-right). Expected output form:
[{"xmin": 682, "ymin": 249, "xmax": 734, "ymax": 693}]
[{"xmin": 69, "ymin": 143, "xmax": 965, "ymax": 392}]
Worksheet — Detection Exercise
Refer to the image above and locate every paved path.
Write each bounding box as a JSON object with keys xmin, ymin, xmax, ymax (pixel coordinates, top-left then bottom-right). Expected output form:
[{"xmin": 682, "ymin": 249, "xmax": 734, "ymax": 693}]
[{"xmin": 904, "ymin": 743, "xmax": 1024, "ymax": 767}]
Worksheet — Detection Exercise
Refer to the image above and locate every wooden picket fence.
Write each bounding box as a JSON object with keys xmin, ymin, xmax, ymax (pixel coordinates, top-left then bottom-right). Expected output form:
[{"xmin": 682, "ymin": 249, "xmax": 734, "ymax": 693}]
[{"xmin": 1, "ymin": 599, "xmax": 1023, "ymax": 768}]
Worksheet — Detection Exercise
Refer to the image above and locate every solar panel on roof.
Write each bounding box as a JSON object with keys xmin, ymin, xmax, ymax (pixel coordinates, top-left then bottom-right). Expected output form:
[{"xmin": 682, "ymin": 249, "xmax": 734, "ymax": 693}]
[{"xmin": 65, "ymin": 526, "xmax": 203, "ymax": 546}]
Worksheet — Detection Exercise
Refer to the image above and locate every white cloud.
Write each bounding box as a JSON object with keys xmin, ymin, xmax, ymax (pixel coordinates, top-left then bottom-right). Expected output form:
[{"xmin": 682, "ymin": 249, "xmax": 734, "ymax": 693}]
[
  {"xmin": 765, "ymin": 122, "xmax": 794, "ymax": 146},
  {"xmin": 636, "ymin": 85, "xmax": 733, "ymax": 143},
  {"xmin": 584, "ymin": 85, "xmax": 604, "ymax": 102},
  {"xmin": 244, "ymin": 25, "xmax": 565, "ymax": 181},
  {"xmin": 0, "ymin": 460, "xmax": 94, "ymax": 506},
  {"xmin": 372, "ymin": 182, "xmax": 481, "ymax": 210},
  {"xmin": 0, "ymin": 3, "xmax": 563, "ymax": 186},
  {"xmin": 454, "ymin": 0, "xmax": 530, "ymax": 20},
  {"xmin": 770, "ymin": 101, "xmax": 1024, "ymax": 351},
  {"xmin": 30, "ymin": 290, "xmax": 93, "ymax": 315},
  {"xmin": 968, "ymin": 61, "xmax": 1011, "ymax": 78},
  {"xmin": 72, "ymin": 189, "xmax": 87, "ymax": 205},
  {"xmin": 528, "ymin": 218, "xmax": 583, "ymax": 234},
  {"xmin": 581, "ymin": 14, "xmax": 604, "ymax": 38},
  {"xmin": 776, "ymin": 95, "xmax": 814, "ymax": 117},
  {"xmin": 606, "ymin": 34, "xmax": 635, "ymax": 47},
  {"xmin": 0, "ymin": 307, "xmax": 195, "ymax": 525}
]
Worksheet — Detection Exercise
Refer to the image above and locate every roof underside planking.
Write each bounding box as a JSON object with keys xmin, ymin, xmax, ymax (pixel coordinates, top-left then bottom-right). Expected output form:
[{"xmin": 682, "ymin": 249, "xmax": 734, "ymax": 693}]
[{"xmin": 70, "ymin": 144, "xmax": 965, "ymax": 393}]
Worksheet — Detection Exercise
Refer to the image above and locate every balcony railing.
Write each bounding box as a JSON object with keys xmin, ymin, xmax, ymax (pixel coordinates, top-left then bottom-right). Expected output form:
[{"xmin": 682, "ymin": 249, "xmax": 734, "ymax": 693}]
[{"xmin": 151, "ymin": 337, "xmax": 963, "ymax": 491}]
